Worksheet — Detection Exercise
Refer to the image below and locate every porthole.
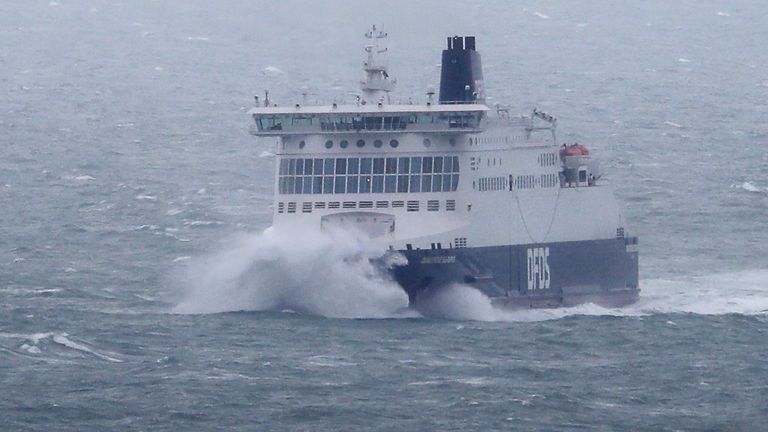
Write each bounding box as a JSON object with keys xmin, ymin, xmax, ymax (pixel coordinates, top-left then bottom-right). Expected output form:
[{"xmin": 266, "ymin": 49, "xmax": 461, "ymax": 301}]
[
  {"xmin": 340, "ymin": 140, "xmax": 349, "ymax": 149},
  {"xmin": 390, "ymin": 139, "xmax": 399, "ymax": 148},
  {"xmin": 324, "ymin": 140, "xmax": 333, "ymax": 149},
  {"xmin": 374, "ymin": 139, "xmax": 383, "ymax": 148},
  {"xmin": 299, "ymin": 140, "xmax": 306, "ymax": 149},
  {"xmin": 423, "ymin": 138, "xmax": 431, "ymax": 148},
  {"xmin": 356, "ymin": 139, "xmax": 365, "ymax": 148},
  {"xmin": 449, "ymin": 138, "xmax": 456, "ymax": 147}
]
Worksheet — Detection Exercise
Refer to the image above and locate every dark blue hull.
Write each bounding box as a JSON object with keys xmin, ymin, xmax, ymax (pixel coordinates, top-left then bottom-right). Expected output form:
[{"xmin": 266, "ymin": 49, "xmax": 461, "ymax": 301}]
[{"xmin": 392, "ymin": 237, "xmax": 639, "ymax": 309}]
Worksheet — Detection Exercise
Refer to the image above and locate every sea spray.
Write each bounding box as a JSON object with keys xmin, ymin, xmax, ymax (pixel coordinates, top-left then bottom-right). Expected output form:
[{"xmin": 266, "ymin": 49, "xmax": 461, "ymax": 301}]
[{"xmin": 172, "ymin": 225, "xmax": 408, "ymax": 318}]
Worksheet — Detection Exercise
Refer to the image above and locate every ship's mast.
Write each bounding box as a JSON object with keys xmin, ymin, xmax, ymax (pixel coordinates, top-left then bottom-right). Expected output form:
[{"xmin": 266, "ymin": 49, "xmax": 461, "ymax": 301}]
[{"xmin": 360, "ymin": 25, "xmax": 396, "ymax": 105}]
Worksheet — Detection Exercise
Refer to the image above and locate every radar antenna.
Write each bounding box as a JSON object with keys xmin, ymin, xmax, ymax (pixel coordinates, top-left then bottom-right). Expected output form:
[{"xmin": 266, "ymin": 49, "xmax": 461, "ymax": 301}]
[{"xmin": 360, "ymin": 25, "xmax": 396, "ymax": 104}]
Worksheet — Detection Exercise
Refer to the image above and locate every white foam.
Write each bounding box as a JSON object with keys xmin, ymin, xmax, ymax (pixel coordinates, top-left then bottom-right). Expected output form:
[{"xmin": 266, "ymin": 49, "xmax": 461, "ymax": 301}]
[
  {"xmin": 184, "ymin": 220, "xmax": 222, "ymax": 227},
  {"xmin": 52, "ymin": 334, "xmax": 123, "ymax": 363},
  {"xmin": 172, "ymin": 225, "xmax": 408, "ymax": 318},
  {"xmin": 20, "ymin": 344, "xmax": 41, "ymax": 354},
  {"xmin": 631, "ymin": 270, "xmax": 768, "ymax": 316},
  {"xmin": 135, "ymin": 195, "xmax": 157, "ymax": 201},
  {"xmin": 262, "ymin": 66, "xmax": 283, "ymax": 77},
  {"xmin": 416, "ymin": 269, "xmax": 768, "ymax": 322},
  {"xmin": 678, "ymin": 58, "xmax": 691, "ymax": 63},
  {"xmin": 739, "ymin": 181, "xmax": 761, "ymax": 193},
  {"xmin": 717, "ymin": 11, "xmax": 731, "ymax": 17},
  {"xmin": 533, "ymin": 12, "xmax": 550, "ymax": 19},
  {"xmin": 664, "ymin": 121, "xmax": 683, "ymax": 128}
]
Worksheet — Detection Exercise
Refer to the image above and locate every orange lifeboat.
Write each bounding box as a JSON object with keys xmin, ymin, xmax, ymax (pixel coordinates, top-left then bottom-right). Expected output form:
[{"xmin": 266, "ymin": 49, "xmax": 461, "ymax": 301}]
[{"xmin": 559, "ymin": 143, "xmax": 590, "ymax": 158}]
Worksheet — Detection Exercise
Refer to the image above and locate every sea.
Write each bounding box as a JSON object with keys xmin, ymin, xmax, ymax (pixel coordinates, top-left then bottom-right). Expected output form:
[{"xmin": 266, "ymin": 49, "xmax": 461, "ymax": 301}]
[{"xmin": 2, "ymin": 1, "xmax": 767, "ymax": 430}]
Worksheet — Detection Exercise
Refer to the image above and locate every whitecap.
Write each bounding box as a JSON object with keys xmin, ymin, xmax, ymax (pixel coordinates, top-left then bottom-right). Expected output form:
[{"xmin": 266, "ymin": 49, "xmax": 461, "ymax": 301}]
[
  {"xmin": 740, "ymin": 181, "xmax": 761, "ymax": 192},
  {"xmin": 36, "ymin": 288, "xmax": 61, "ymax": 294},
  {"xmin": 262, "ymin": 66, "xmax": 283, "ymax": 77},
  {"xmin": 678, "ymin": 58, "xmax": 691, "ymax": 63},
  {"xmin": 52, "ymin": 334, "xmax": 123, "ymax": 363},
  {"xmin": 717, "ymin": 11, "xmax": 731, "ymax": 17},
  {"xmin": 184, "ymin": 220, "xmax": 221, "ymax": 227},
  {"xmin": 166, "ymin": 209, "xmax": 183, "ymax": 216},
  {"xmin": 533, "ymin": 12, "xmax": 550, "ymax": 19},
  {"xmin": 135, "ymin": 195, "xmax": 158, "ymax": 201},
  {"xmin": 74, "ymin": 175, "xmax": 95, "ymax": 181},
  {"xmin": 134, "ymin": 224, "xmax": 158, "ymax": 230},
  {"xmin": 259, "ymin": 150, "xmax": 276, "ymax": 158},
  {"xmin": 664, "ymin": 121, "xmax": 683, "ymax": 128},
  {"xmin": 173, "ymin": 256, "xmax": 191, "ymax": 262},
  {"xmin": 185, "ymin": 36, "xmax": 210, "ymax": 41},
  {"xmin": 20, "ymin": 344, "xmax": 41, "ymax": 354}
]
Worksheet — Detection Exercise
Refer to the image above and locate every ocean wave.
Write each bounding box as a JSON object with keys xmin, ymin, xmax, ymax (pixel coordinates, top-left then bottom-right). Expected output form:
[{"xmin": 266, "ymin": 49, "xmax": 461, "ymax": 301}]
[
  {"xmin": 735, "ymin": 181, "xmax": 763, "ymax": 193},
  {"xmin": 51, "ymin": 334, "xmax": 123, "ymax": 363},
  {"xmin": 0, "ymin": 332, "xmax": 123, "ymax": 362}
]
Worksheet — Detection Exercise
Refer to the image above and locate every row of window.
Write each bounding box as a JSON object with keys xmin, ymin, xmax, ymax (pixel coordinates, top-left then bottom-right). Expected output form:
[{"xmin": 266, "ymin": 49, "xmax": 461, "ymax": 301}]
[
  {"xmin": 280, "ymin": 156, "xmax": 460, "ymax": 176},
  {"xmin": 277, "ymin": 199, "xmax": 457, "ymax": 213},
  {"xmin": 323, "ymin": 138, "xmax": 399, "ymax": 149},
  {"xmin": 279, "ymin": 173, "xmax": 460, "ymax": 195},
  {"xmin": 477, "ymin": 176, "xmax": 508, "ymax": 191},
  {"xmin": 538, "ymin": 153, "xmax": 558, "ymax": 167},
  {"xmin": 514, "ymin": 174, "xmax": 560, "ymax": 189},
  {"xmin": 311, "ymin": 138, "xmax": 457, "ymax": 150},
  {"xmin": 255, "ymin": 112, "xmax": 482, "ymax": 132},
  {"xmin": 278, "ymin": 156, "xmax": 460, "ymax": 195}
]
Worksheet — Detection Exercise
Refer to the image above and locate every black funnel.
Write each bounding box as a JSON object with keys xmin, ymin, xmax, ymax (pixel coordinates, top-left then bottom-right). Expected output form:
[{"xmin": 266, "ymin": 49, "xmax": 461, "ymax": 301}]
[{"xmin": 439, "ymin": 36, "xmax": 485, "ymax": 104}]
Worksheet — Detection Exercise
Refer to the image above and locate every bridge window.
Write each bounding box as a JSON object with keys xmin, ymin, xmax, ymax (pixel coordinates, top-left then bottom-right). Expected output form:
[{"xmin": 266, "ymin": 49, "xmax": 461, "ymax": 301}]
[{"xmin": 277, "ymin": 156, "xmax": 460, "ymax": 195}]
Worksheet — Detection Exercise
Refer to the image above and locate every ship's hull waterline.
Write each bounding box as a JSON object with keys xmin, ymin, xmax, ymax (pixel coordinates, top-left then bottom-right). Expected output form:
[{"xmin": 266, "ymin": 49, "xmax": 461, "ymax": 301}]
[{"xmin": 392, "ymin": 238, "xmax": 639, "ymax": 309}]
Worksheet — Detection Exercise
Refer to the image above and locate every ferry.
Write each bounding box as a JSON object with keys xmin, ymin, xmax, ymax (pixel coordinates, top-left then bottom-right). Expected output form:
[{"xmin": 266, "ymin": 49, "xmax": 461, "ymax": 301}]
[{"xmin": 249, "ymin": 27, "xmax": 639, "ymax": 308}]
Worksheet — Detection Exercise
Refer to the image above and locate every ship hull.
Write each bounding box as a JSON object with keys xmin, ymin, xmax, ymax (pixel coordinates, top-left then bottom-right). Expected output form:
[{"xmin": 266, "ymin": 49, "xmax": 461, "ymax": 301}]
[{"xmin": 392, "ymin": 238, "xmax": 639, "ymax": 309}]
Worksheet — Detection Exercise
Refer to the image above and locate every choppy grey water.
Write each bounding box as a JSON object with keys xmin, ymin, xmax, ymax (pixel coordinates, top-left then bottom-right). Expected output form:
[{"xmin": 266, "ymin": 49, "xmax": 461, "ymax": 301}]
[{"xmin": 2, "ymin": 1, "xmax": 768, "ymax": 430}]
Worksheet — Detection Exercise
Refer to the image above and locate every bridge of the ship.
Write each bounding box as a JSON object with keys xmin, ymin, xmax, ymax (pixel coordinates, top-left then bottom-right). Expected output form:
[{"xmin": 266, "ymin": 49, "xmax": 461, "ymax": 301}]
[{"xmin": 248, "ymin": 103, "xmax": 489, "ymax": 136}]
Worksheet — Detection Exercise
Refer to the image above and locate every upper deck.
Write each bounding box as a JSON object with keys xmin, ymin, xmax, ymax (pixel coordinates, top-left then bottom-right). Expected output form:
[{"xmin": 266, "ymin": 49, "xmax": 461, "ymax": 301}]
[{"xmin": 248, "ymin": 103, "xmax": 489, "ymax": 136}]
